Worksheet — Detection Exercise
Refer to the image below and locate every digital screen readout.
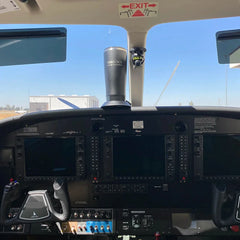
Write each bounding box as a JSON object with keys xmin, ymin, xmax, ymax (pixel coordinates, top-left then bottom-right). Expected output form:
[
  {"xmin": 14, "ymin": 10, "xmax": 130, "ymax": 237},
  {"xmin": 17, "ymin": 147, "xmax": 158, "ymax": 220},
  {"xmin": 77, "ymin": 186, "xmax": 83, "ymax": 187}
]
[
  {"xmin": 24, "ymin": 138, "xmax": 75, "ymax": 177},
  {"xmin": 113, "ymin": 136, "xmax": 165, "ymax": 177}
]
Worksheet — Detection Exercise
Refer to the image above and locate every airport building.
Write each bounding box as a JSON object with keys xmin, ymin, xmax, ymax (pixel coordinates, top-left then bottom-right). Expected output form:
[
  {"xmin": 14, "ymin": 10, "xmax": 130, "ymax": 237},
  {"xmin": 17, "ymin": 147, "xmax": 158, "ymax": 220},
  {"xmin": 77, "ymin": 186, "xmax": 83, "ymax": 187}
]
[{"xmin": 29, "ymin": 95, "xmax": 99, "ymax": 112}]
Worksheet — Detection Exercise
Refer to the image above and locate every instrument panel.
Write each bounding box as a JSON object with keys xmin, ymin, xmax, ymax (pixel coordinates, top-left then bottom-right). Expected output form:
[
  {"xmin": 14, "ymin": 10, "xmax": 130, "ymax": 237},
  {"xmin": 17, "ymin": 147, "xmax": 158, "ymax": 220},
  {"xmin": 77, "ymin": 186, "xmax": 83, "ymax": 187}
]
[
  {"xmin": 10, "ymin": 108, "xmax": 240, "ymax": 183},
  {"xmin": 15, "ymin": 118, "xmax": 189, "ymax": 183},
  {"xmin": 1, "ymin": 107, "xmax": 240, "ymax": 237}
]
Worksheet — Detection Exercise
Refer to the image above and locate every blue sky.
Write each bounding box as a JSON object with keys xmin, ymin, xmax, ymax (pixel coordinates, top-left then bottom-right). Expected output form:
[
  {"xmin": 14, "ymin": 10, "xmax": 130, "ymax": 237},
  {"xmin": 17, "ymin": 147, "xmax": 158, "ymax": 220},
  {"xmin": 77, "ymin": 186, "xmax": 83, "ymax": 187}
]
[{"xmin": 0, "ymin": 16, "xmax": 240, "ymax": 108}]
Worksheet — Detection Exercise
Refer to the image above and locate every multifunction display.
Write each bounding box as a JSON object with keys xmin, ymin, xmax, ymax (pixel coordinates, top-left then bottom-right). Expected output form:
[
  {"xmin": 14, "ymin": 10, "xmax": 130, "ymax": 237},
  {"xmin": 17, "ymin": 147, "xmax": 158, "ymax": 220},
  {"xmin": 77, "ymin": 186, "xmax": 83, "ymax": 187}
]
[
  {"xmin": 113, "ymin": 136, "xmax": 165, "ymax": 177},
  {"xmin": 24, "ymin": 137, "xmax": 76, "ymax": 177},
  {"xmin": 203, "ymin": 135, "xmax": 240, "ymax": 176}
]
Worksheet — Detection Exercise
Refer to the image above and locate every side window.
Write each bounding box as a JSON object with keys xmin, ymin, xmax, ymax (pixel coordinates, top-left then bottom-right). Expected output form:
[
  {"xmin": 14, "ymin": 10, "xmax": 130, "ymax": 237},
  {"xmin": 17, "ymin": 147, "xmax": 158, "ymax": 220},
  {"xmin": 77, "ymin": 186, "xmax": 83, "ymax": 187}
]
[{"xmin": 145, "ymin": 18, "xmax": 240, "ymax": 107}]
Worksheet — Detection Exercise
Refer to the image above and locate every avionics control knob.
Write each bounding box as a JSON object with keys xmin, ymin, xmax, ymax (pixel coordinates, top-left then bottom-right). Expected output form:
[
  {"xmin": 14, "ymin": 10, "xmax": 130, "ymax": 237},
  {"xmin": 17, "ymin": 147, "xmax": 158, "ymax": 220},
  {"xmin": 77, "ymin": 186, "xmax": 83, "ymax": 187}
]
[
  {"xmin": 92, "ymin": 123, "xmax": 103, "ymax": 132},
  {"xmin": 87, "ymin": 212, "xmax": 91, "ymax": 218},
  {"xmin": 175, "ymin": 121, "xmax": 187, "ymax": 132},
  {"xmin": 17, "ymin": 225, "xmax": 23, "ymax": 231},
  {"xmin": 100, "ymin": 211, "xmax": 105, "ymax": 218},
  {"xmin": 73, "ymin": 212, "xmax": 78, "ymax": 218},
  {"xmin": 105, "ymin": 211, "xmax": 111, "ymax": 219},
  {"xmin": 79, "ymin": 212, "xmax": 84, "ymax": 218},
  {"xmin": 132, "ymin": 215, "xmax": 141, "ymax": 229},
  {"xmin": 94, "ymin": 212, "xmax": 99, "ymax": 218},
  {"xmin": 11, "ymin": 225, "xmax": 16, "ymax": 231}
]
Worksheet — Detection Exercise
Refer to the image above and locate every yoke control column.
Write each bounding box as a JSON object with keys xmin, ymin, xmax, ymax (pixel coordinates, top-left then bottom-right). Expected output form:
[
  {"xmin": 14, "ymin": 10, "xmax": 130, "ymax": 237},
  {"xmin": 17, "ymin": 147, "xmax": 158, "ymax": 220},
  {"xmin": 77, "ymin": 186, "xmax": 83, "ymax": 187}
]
[
  {"xmin": 0, "ymin": 178, "xmax": 69, "ymax": 225},
  {"xmin": 212, "ymin": 183, "xmax": 240, "ymax": 227}
]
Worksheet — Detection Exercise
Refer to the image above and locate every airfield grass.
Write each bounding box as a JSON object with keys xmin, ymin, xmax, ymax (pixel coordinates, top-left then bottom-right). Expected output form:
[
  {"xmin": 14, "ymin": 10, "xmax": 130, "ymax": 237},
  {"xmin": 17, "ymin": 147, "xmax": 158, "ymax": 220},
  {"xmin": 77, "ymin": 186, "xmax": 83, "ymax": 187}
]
[{"xmin": 0, "ymin": 111, "xmax": 20, "ymax": 120}]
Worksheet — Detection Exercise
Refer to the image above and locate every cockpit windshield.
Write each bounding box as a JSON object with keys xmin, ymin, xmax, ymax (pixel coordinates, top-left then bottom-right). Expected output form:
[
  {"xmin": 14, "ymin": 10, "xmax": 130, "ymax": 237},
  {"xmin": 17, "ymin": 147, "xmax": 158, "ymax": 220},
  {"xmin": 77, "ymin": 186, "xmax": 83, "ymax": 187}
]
[{"xmin": 0, "ymin": 16, "xmax": 240, "ymax": 119}]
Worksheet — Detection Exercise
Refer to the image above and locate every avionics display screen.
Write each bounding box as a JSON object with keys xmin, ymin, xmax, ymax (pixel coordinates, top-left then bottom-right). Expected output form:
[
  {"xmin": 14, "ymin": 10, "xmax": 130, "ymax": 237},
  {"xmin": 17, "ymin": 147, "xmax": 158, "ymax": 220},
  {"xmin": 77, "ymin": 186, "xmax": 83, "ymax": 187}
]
[
  {"xmin": 203, "ymin": 135, "xmax": 240, "ymax": 176},
  {"xmin": 113, "ymin": 136, "xmax": 165, "ymax": 177},
  {"xmin": 24, "ymin": 138, "xmax": 76, "ymax": 177}
]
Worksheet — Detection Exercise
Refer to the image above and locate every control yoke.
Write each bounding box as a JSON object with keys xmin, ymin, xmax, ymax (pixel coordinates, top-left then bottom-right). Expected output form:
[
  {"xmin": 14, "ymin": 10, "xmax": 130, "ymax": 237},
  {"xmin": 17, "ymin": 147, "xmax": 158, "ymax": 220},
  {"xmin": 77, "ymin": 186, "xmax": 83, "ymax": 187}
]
[
  {"xmin": 212, "ymin": 183, "xmax": 240, "ymax": 227},
  {"xmin": 0, "ymin": 179, "xmax": 69, "ymax": 225}
]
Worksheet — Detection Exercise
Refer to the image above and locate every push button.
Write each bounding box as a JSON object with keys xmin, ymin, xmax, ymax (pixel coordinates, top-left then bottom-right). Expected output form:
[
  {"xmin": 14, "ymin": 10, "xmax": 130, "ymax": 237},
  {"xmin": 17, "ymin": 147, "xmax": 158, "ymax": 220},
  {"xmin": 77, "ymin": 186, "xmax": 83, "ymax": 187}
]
[{"xmin": 230, "ymin": 225, "xmax": 240, "ymax": 232}]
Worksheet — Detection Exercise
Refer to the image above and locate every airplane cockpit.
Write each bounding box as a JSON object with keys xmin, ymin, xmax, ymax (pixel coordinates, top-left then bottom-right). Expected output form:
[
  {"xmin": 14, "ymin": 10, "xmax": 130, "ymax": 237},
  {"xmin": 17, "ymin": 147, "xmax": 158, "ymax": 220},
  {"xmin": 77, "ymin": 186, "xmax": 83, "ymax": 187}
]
[{"xmin": 1, "ymin": 1, "xmax": 240, "ymax": 239}]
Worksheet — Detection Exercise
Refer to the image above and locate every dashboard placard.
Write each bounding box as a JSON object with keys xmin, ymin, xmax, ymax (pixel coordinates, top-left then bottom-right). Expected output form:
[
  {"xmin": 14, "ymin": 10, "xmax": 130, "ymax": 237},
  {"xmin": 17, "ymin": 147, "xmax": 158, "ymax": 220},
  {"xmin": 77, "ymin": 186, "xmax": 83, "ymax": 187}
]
[{"xmin": 194, "ymin": 117, "xmax": 216, "ymax": 133}]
